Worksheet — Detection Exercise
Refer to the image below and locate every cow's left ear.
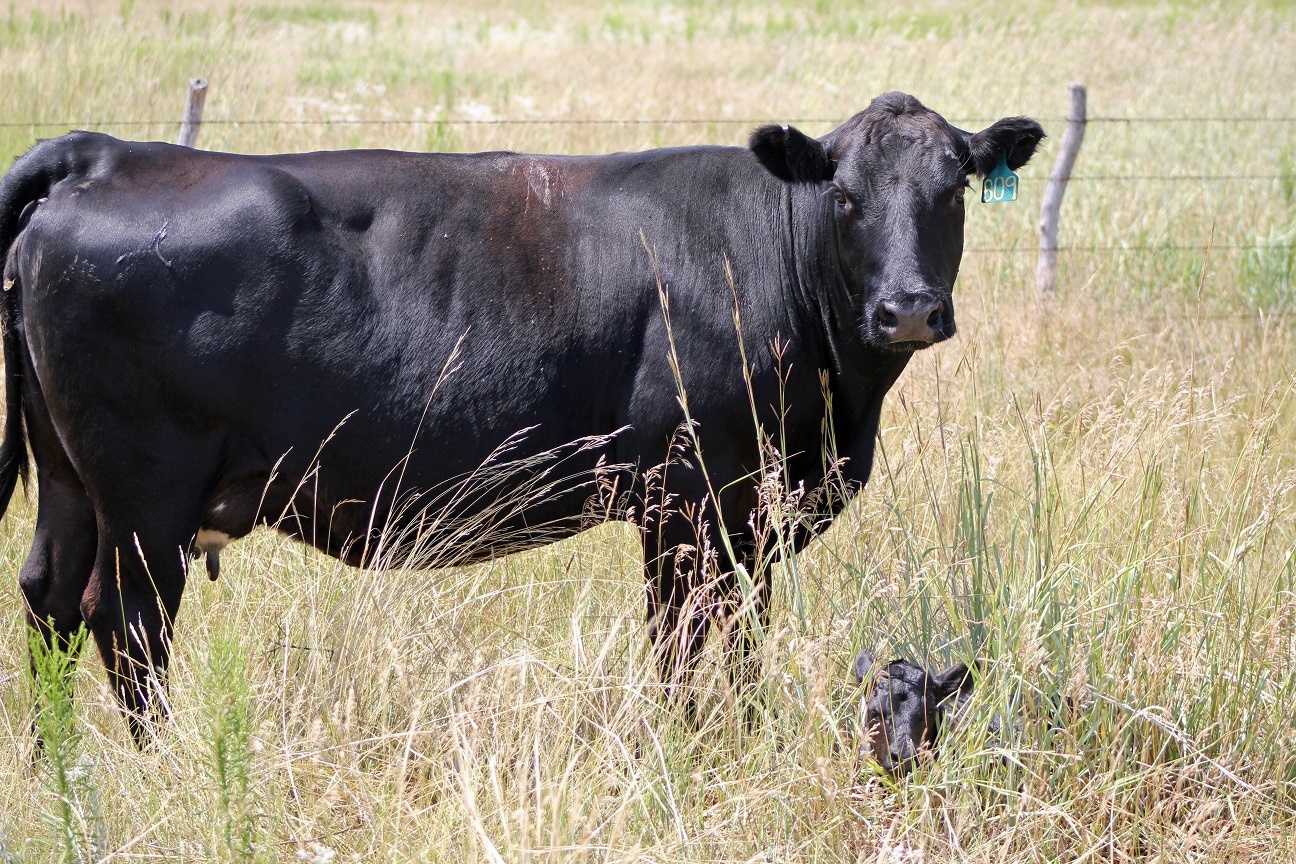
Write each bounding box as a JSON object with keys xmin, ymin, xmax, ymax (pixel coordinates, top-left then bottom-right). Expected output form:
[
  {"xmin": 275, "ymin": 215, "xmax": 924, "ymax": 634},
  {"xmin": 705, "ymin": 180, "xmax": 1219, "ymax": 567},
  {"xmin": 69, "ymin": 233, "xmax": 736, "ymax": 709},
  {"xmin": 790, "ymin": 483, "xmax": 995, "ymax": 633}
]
[
  {"xmin": 930, "ymin": 661, "xmax": 976, "ymax": 701},
  {"xmin": 749, "ymin": 124, "xmax": 835, "ymax": 183},
  {"xmin": 965, "ymin": 116, "xmax": 1046, "ymax": 175}
]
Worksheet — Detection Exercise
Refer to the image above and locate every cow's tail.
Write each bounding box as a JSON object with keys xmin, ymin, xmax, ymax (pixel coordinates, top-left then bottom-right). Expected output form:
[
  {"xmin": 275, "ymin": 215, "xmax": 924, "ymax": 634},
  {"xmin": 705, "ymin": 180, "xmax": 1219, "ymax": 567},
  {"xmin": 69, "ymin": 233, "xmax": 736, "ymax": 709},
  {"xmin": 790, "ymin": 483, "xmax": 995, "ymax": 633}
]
[{"xmin": 0, "ymin": 136, "xmax": 82, "ymax": 519}]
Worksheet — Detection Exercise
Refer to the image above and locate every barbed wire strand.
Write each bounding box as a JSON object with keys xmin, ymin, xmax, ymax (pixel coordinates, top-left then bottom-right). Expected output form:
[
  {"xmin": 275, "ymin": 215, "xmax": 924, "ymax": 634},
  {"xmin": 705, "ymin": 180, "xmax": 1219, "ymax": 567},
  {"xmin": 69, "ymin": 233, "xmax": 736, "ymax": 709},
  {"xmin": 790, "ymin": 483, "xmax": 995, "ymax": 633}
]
[
  {"xmin": 1068, "ymin": 175, "xmax": 1288, "ymax": 182},
  {"xmin": 966, "ymin": 244, "xmax": 1292, "ymax": 253},
  {"xmin": 0, "ymin": 115, "xmax": 1294, "ymax": 129}
]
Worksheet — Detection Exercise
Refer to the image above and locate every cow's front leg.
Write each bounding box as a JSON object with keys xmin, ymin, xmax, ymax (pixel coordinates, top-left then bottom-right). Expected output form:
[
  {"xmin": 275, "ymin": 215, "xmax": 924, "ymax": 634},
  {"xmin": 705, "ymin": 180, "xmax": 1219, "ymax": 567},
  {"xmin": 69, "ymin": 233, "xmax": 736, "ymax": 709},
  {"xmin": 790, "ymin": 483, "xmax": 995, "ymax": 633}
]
[
  {"xmin": 640, "ymin": 492, "xmax": 746, "ymax": 725},
  {"xmin": 640, "ymin": 461, "xmax": 775, "ymax": 723},
  {"xmin": 719, "ymin": 545, "xmax": 771, "ymax": 726},
  {"xmin": 642, "ymin": 536, "xmax": 715, "ymax": 720}
]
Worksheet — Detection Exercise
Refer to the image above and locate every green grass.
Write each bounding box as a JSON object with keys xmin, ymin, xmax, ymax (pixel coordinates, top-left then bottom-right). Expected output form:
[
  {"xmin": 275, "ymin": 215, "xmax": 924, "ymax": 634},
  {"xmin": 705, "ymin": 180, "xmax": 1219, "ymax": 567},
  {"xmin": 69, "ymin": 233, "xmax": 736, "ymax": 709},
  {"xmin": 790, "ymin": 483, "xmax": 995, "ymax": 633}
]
[{"xmin": 0, "ymin": 0, "xmax": 1294, "ymax": 861}]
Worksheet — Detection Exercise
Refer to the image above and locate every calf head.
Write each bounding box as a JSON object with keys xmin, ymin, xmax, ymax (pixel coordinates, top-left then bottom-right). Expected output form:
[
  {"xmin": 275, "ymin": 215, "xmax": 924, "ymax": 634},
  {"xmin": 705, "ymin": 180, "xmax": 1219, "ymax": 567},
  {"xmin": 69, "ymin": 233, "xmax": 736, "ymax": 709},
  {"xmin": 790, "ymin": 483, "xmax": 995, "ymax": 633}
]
[
  {"xmin": 852, "ymin": 648, "xmax": 975, "ymax": 777},
  {"xmin": 750, "ymin": 92, "xmax": 1045, "ymax": 352}
]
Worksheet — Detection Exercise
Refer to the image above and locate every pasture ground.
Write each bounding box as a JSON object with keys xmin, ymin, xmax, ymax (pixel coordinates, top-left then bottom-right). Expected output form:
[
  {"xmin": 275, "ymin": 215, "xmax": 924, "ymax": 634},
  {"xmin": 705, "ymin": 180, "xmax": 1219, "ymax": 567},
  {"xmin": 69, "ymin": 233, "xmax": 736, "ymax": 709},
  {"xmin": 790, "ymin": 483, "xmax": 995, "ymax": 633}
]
[{"xmin": 1, "ymin": 1, "xmax": 1295, "ymax": 861}]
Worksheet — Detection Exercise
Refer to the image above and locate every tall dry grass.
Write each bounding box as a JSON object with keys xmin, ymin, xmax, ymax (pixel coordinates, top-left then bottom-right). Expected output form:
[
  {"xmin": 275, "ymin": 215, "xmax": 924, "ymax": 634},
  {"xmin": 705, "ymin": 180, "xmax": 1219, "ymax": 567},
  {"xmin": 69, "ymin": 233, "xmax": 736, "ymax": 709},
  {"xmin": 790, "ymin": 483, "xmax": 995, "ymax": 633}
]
[{"xmin": 0, "ymin": 1, "xmax": 1294, "ymax": 861}]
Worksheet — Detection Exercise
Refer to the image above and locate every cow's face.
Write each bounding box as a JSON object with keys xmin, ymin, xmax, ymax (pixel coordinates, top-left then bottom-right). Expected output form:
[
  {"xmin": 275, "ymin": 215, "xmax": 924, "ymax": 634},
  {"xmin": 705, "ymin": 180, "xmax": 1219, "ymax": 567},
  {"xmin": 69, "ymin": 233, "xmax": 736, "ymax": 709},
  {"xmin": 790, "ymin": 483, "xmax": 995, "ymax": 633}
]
[
  {"xmin": 750, "ymin": 92, "xmax": 1044, "ymax": 353},
  {"xmin": 852, "ymin": 649, "xmax": 974, "ymax": 777}
]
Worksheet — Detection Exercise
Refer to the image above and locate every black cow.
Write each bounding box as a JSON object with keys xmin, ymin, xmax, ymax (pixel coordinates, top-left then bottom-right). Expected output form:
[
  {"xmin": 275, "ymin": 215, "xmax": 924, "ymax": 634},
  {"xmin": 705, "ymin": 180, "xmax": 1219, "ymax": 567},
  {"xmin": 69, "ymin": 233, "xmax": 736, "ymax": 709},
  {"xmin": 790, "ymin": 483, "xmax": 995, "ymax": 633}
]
[{"xmin": 0, "ymin": 92, "xmax": 1042, "ymax": 740}]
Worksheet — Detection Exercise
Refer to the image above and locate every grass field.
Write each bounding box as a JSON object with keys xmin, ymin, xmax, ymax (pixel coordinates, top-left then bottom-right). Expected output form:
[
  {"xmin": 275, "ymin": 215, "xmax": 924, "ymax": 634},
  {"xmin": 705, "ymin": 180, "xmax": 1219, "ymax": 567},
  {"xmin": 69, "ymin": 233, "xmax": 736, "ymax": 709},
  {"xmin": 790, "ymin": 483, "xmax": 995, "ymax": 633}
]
[{"xmin": 1, "ymin": 1, "xmax": 1295, "ymax": 861}]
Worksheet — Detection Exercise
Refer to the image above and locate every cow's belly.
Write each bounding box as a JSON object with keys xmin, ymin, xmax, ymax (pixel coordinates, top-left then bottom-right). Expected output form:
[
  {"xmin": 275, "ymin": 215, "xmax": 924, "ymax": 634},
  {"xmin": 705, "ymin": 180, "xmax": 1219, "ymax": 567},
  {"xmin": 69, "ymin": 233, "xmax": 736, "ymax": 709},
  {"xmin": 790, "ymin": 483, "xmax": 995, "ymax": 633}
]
[
  {"xmin": 242, "ymin": 375, "xmax": 636, "ymax": 566},
  {"xmin": 168, "ymin": 293, "xmax": 649, "ymax": 565}
]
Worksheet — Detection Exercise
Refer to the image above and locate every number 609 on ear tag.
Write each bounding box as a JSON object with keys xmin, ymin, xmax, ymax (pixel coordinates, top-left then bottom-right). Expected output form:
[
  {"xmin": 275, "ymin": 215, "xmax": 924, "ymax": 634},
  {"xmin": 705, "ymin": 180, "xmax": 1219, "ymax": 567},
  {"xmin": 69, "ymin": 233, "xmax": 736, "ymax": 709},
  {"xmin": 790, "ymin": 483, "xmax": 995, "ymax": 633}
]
[{"xmin": 981, "ymin": 154, "xmax": 1019, "ymax": 203}]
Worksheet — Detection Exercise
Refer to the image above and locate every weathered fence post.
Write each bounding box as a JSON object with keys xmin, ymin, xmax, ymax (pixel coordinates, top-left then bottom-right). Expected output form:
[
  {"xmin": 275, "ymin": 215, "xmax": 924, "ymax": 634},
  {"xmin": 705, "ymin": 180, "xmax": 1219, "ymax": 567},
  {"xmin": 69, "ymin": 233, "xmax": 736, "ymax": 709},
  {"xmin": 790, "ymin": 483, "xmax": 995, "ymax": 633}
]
[
  {"xmin": 177, "ymin": 77, "xmax": 208, "ymax": 148},
  {"xmin": 1037, "ymin": 82, "xmax": 1086, "ymax": 295}
]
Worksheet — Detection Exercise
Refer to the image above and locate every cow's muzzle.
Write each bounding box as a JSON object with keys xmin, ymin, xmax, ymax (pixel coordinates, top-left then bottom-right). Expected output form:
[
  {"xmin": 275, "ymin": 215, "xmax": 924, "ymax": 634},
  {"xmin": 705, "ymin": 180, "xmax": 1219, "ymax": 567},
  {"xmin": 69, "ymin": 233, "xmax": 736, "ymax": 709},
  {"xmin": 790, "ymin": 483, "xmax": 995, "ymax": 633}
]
[
  {"xmin": 874, "ymin": 296, "xmax": 953, "ymax": 347},
  {"xmin": 884, "ymin": 742, "xmax": 921, "ymax": 778}
]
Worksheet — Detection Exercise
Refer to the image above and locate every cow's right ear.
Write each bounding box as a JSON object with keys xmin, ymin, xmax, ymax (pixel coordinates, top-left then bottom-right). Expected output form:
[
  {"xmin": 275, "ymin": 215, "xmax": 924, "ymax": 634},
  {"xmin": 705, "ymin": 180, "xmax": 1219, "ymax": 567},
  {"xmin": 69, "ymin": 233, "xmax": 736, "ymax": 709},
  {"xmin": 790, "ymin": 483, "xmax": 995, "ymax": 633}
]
[
  {"xmin": 749, "ymin": 124, "xmax": 835, "ymax": 183},
  {"xmin": 851, "ymin": 648, "xmax": 878, "ymax": 685}
]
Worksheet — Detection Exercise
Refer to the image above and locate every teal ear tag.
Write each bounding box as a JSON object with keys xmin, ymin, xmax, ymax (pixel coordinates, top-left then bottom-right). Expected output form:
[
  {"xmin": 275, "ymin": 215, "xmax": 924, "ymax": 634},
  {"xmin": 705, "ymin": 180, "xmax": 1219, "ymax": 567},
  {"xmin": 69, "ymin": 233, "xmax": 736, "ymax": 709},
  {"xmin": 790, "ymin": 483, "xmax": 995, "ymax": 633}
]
[{"xmin": 980, "ymin": 154, "xmax": 1019, "ymax": 203}]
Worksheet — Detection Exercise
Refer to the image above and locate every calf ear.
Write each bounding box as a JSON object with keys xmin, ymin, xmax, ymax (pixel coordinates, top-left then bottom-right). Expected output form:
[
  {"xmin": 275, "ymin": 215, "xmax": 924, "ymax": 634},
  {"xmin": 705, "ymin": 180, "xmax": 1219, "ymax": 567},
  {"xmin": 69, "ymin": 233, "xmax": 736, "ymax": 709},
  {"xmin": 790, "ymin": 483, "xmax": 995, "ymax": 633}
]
[
  {"xmin": 965, "ymin": 116, "xmax": 1046, "ymax": 175},
  {"xmin": 930, "ymin": 661, "xmax": 975, "ymax": 701},
  {"xmin": 749, "ymin": 124, "xmax": 835, "ymax": 183},
  {"xmin": 851, "ymin": 648, "xmax": 878, "ymax": 685}
]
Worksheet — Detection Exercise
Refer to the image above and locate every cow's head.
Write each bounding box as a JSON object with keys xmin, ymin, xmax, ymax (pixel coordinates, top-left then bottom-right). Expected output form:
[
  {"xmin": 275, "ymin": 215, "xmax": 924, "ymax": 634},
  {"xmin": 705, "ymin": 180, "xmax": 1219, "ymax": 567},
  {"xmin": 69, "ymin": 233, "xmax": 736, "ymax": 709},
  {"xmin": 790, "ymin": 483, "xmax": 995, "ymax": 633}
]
[
  {"xmin": 852, "ymin": 649, "xmax": 975, "ymax": 777},
  {"xmin": 750, "ymin": 92, "xmax": 1044, "ymax": 352}
]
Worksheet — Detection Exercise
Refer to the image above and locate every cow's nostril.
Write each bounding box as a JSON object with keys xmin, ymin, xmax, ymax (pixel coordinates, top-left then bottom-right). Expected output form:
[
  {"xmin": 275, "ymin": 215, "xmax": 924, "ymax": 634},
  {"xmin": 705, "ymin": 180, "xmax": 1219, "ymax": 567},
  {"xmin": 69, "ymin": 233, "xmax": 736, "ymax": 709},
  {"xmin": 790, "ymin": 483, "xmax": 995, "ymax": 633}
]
[
  {"xmin": 926, "ymin": 308, "xmax": 942, "ymax": 328},
  {"xmin": 877, "ymin": 304, "xmax": 899, "ymax": 331}
]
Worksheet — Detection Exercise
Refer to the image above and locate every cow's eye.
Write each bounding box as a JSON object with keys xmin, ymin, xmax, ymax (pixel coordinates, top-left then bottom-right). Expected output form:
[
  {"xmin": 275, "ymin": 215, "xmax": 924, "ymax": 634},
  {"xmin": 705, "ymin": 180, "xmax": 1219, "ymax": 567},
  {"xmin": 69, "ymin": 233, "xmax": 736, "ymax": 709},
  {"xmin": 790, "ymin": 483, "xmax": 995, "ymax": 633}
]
[
  {"xmin": 834, "ymin": 187, "xmax": 849, "ymax": 208},
  {"xmin": 953, "ymin": 183, "xmax": 967, "ymax": 202}
]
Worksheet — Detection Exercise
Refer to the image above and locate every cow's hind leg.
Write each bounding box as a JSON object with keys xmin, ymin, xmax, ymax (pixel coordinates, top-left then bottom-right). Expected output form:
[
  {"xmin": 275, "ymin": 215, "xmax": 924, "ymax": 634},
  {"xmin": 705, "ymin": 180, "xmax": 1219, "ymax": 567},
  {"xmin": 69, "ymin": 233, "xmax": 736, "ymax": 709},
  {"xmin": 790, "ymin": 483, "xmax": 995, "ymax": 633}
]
[
  {"xmin": 20, "ymin": 473, "xmax": 97, "ymax": 651},
  {"xmin": 79, "ymin": 501, "xmax": 203, "ymax": 745},
  {"xmin": 81, "ymin": 529, "xmax": 187, "ymax": 744},
  {"xmin": 19, "ymin": 379, "xmax": 101, "ymax": 716},
  {"xmin": 20, "ymin": 473, "xmax": 98, "ymax": 750}
]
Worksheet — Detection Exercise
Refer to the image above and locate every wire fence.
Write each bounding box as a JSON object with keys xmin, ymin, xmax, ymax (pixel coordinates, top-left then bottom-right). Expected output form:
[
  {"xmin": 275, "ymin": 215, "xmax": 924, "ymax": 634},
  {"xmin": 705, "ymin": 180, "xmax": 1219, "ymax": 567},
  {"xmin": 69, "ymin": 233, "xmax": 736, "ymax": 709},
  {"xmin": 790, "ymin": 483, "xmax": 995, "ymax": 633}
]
[
  {"xmin": 1, "ymin": 111, "xmax": 1290, "ymax": 306},
  {"xmin": 4, "ymin": 113, "xmax": 1289, "ymax": 174},
  {"xmin": 966, "ymin": 244, "xmax": 1293, "ymax": 253},
  {"xmin": 4, "ymin": 115, "xmax": 1292, "ymax": 186},
  {"xmin": 0, "ymin": 114, "xmax": 1294, "ymax": 128},
  {"xmin": 1068, "ymin": 175, "xmax": 1287, "ymax": 181}
]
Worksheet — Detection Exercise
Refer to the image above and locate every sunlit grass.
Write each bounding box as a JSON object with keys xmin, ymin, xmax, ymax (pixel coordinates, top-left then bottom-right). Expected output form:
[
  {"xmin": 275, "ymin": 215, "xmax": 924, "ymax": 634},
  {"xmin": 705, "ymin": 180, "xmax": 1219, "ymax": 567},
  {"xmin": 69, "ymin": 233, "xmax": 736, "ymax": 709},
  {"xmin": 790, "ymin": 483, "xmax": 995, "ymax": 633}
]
[{"xmin": 0, "ymin": 0, "xmax": 1293, "ymax": 861}]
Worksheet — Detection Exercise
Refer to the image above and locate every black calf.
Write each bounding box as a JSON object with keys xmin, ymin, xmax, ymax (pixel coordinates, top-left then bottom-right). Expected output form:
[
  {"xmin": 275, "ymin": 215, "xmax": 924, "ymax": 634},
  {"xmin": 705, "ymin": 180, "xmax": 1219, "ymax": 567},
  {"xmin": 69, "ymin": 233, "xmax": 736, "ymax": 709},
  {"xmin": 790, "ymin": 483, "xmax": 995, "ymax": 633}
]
[{"xmin": 851, "ymin": 649, "xmax": 975, "ymax": 777}]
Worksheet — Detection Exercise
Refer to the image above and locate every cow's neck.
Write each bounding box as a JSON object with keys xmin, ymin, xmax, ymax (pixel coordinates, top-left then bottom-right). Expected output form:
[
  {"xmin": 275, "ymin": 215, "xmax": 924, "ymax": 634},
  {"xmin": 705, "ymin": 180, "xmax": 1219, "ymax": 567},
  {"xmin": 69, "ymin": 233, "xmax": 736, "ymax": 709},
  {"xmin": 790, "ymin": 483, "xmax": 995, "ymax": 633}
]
[
  {"xmin": 781, "ymin": 183, "xmax": 914, "ymax": 488},
  {"xmin": 784, "ymin": 182, "xmax": 855, "ymax": 377},
  {"xmin": 831, "ymin": 346, "xmax": 910, "ymax": 489}
]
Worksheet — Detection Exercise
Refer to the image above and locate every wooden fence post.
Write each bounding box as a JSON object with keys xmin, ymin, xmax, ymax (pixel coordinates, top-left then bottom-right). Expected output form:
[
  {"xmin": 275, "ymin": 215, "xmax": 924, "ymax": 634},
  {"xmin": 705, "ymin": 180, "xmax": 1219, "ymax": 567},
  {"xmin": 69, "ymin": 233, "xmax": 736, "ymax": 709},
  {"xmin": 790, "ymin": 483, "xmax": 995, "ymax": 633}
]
[
  {"xmin": 1037, "ymin": 82, "xmax": 1086, "ymax": 295},
  {"xmin": 177, "ymin": 77, "xmax": 208, "ymax": 148}
]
